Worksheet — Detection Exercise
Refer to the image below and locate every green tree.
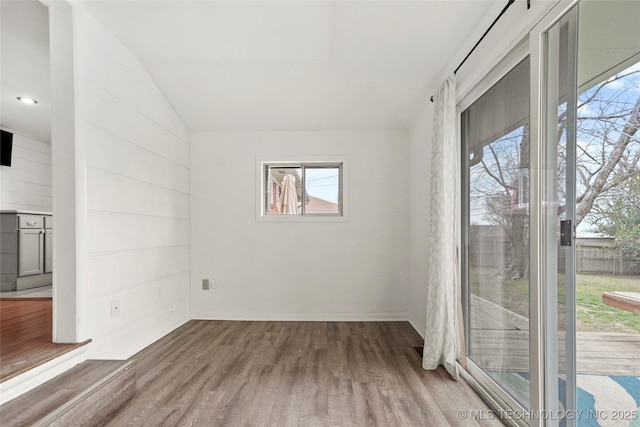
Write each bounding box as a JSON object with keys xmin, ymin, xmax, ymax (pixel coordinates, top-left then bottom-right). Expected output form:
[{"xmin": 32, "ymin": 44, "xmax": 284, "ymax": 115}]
[
  {"xmin": 593, "ymin": 175, "xmax": 640, "ymax": 265},
  {"xmin": 476, "ymin": 70, "xmax": 640, "ymax": 280}
]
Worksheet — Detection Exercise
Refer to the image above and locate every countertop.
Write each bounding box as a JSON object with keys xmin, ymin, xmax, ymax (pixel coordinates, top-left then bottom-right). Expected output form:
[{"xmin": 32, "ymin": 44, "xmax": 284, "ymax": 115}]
[{"xmin": 0, "ymin": 210, "xmax": 53, "ymax": 215}]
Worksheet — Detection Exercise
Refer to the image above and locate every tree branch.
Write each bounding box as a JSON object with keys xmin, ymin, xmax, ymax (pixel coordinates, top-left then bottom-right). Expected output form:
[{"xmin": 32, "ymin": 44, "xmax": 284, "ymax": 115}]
[{"xmin": 576, "ymin": 95, "xmax": 640, "ymax": 225}]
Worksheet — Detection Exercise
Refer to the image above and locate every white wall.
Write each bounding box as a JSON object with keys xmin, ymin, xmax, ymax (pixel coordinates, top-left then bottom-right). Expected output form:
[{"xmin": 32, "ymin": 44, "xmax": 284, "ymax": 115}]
[
  {"xmin": 0, "ymin": 130, "xmax": 52, "ymax": 212},
  {"xmin": 405, "ymin": 0, "xmax": 560, "ymax": 337},
  {"xmin": 191, "ymin": 130, "xmax": 409, "ymax": 320},
  {"xmin": 49, "ymin": 1, "xmax": 78, "ymax": 343},
  {"xmin": 73, "ymin": 6, "xmax": 190, "ymax": 358},
  {"xmin": 407, "ymin": 108, "xmax": 432, "ymax": 337},
  {"xmin": 455, "ymin": 0, "xmax": 559, "ymax": 99}
]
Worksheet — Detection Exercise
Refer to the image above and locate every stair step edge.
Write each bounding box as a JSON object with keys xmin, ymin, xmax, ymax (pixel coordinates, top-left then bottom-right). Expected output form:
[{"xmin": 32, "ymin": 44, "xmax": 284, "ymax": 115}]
[{"xmin": 32, "ymin": 360, "xmax": 137, "ymax": 427}]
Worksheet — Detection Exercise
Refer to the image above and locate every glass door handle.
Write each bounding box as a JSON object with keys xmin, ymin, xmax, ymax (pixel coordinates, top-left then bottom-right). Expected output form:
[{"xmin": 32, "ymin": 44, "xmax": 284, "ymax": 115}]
[{"xmin": 560, "ymin": 220, "xmax": 572, "ymax": 246}]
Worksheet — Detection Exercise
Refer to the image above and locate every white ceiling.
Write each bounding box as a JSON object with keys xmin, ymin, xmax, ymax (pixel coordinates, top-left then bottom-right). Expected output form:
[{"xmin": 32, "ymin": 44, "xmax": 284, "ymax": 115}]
[
  {"xmin": 1, "ymin": 0, "xmax": 51, "ymax": 143},
  {"xmin": 82, "ymin": 1, "xmax": 502, "ymax": 132},
  {"xmin": 1, "ymin": 1, "xmax": 503, "ymax": 141}
]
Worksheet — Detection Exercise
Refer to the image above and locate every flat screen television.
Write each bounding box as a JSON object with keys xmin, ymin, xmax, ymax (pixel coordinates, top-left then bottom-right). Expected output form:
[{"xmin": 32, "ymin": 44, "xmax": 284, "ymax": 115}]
[{"xmin": 1, "ymin": 130, "xmax": 13, "ymax": 167}]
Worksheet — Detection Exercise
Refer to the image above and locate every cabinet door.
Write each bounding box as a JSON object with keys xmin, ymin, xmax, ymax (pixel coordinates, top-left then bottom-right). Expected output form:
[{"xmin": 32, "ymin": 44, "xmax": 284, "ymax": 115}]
[
  {"xmin": 44, "ymin": 229, "xmax": 53, "ymax": 273},
  {"xmin": 18, "ymin": 229, "xmax": 44, "ymax": 276}
]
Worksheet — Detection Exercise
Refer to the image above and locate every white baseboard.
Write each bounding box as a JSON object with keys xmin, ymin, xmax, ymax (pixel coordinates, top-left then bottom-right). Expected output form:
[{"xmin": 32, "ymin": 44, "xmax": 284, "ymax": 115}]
[
  {"xmin": 0, "ymin": 344, "xmax": 90, "ymax": 405},
  {"xmin": 408, "ymin": 314, "xmax": 425, "ymax": 339},
  {"xmin": 86, "ymin": 309, "xmax": 190, "ymax": 360},
  {"xmin": 191, "ymin": 311, "xmax": 409, "ymax": 322}
]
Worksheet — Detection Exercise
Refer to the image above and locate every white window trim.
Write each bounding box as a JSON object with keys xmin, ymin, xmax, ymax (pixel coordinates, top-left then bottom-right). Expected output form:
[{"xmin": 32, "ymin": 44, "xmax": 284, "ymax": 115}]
[{"xmin": 255, "ymin": 156, "xmax": 349, "ymax": 222}]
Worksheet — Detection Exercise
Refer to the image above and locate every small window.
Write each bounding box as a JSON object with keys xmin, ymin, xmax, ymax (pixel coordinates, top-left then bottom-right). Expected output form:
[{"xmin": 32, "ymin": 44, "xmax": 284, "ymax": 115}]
[{"xmin": 262, "ymin": 162, "xmax": 343, "ymax": 217}]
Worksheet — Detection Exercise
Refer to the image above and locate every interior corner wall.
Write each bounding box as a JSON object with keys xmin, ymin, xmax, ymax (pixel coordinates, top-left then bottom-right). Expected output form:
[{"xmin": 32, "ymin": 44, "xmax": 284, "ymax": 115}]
[
  {"xmin": 0, "ymin": 130, "xmax": 52, "ymax": 212},
  {"xmin": 407, "ymin": 108, "xmax": 433, "ymax": 338},
  {"xmin": 190, "ymin": 130, "xmax": 409, "ymax": 320},
  {"xmin": 406, "ymin": 0, "xmax": 559, "ymax": 339},
  {"xmin": 72, "ymin": 5, "xmax": 190, "ymax": 359}
]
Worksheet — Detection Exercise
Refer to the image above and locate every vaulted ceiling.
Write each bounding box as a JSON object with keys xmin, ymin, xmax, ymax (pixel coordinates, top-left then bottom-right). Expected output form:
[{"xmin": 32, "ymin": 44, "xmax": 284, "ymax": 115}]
[
  {"xmin": 1, "ymin": 0, "xmax": 51, "ymax": 143},
  {"xmin": 1, "ymin": 1, "xmax": 503, "ymax": 141}
]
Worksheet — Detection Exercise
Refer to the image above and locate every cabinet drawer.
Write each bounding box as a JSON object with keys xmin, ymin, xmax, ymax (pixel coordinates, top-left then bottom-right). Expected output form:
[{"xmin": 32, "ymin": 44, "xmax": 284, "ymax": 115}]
[
  {"xmin": 44, "ymin": 215, "xmax": 53, "ymax": 229},
  {"xmin": 18, "ymin": 215, "xmax": 44, "ymax": 229}
]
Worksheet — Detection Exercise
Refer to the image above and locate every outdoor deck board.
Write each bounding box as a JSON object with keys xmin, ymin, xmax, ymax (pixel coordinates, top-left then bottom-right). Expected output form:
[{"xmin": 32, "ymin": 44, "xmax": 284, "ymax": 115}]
[
  {"xmin": 602, "ymin": 291, "xmax": 640, "ymax": 314},
  {"xmin": 469, "ymin": 296, "xmax": 640, "ymax": 376}
]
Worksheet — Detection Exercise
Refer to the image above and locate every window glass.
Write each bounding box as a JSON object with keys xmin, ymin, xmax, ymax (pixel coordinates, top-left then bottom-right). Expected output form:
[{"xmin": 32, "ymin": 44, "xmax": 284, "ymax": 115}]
[
  {"xmin": 304, "ymin": 167, "xmax": 340, "ymax": 215},
  {"xmin": 462, "ymin": 57, "xmax": 531, "ymax": 408},
  {"xmin": 264, "ymin": 163, "xmax": 342, "ymax": 217},
  {"xmin": 267, "ymin": 167, "xmax": 302, "ymax": 215}
]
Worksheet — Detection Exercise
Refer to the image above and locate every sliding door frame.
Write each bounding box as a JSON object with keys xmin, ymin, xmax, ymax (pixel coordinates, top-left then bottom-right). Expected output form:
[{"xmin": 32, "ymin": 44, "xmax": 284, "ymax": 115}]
[
  {"xmin": 458, "ymin": 1, "xmax": 581, "ymax": 425},
  {"xmin": 529, "ymin": 2, "xmax": 579, "ymax": 426},
  {"xmin": 459, "ymin": 39, "xmax": 532, "ymax": 427}
]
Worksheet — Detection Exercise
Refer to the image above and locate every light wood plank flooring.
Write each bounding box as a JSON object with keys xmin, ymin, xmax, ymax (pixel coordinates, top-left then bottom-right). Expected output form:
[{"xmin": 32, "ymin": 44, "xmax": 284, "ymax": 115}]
[
  {"xmin": 102, "ymin": 320, "xmax": 503, "ymax": 426},
  {"xmin": 0, "ymin": 360, "xmax": 135, "ymax": 426}
]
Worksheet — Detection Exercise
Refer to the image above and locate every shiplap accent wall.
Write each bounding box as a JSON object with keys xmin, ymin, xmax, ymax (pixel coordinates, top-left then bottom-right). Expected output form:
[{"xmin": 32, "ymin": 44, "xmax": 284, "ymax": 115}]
[
  {"xmin": 0, "ymin": 130, "xmax": 52, "ymax": 212},
  {"xmin": 74, "ymin": 7, "xmax": 190, "ymax": 359}
]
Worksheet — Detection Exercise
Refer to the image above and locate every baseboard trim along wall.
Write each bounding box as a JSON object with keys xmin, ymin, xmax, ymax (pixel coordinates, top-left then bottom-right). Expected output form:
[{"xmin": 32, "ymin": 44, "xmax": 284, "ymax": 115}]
[
  {"xmin": 408, "ymin": 315, "xmax": 426, "ymax": 340},
  {"xmin": 191, "ymin": 312, "xmax": 410, "ymax": 322}
]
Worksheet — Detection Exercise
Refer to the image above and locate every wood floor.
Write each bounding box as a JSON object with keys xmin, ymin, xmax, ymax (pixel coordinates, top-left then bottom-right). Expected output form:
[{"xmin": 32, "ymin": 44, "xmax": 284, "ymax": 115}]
[
  {"xmin": 0, "ymin": 360, "xmax": 135, "ymax": 427},
  {"xmin": 0, "ymin": 298, "xmax": 52, "ymax": 355},
  {"xmin": 102, "ymin": 320, "xmax": 503, "ymax": 426},
  {"xmin": 0, "ymin": 298, "xmax": 88, "ymax": 382}
]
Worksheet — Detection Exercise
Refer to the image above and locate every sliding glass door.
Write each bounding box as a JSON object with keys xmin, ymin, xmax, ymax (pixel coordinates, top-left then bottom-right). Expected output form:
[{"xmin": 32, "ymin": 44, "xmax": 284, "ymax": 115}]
[
  {"xmin": 462, "ymin": 54, "xmax": 532, "ymax": 414},
  {"xmin": 541, "ymin": 8, "xmax": 579, "ymax": 424},
  {"xmin": 541, "ymin": 3, "xmax": 640, "ymax": 424},
  {"xmin": 461, "ymin": 1, "xmax": 640, "ymax": 425}
]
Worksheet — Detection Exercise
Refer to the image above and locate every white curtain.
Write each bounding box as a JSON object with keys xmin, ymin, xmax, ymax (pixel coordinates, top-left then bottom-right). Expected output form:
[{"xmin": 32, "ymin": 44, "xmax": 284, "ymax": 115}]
[{"xmin": 422, "ymin": 75, "xmax": 461, "ymax": 380}]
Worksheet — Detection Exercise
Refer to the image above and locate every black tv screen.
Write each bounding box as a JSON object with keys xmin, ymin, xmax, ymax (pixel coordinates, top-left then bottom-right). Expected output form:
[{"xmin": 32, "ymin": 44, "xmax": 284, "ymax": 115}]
[{"xmin": 1, "ymin": 130, "xmax": 13, "ymax": 167}]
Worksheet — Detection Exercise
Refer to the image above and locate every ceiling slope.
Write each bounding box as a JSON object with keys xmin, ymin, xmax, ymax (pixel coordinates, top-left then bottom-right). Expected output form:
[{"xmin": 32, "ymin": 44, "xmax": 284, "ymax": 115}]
[{"xmin": 82, "ymin": 1, "xmax": 502, "ymax": 132}]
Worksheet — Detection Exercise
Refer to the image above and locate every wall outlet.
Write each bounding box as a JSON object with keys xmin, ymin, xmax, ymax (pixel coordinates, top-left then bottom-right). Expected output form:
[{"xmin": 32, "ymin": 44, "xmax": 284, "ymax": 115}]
[
  {"xmin": 211, "ymin": 281, "xmax": 217, "ymax": 290},
  {"xmin": 170, "ymin": 304, "xmax": 176, "ymax": 313},
  {"xmin": 111, "ymin": 300, "xmax": 120, "ymax": 318},
  {"xmin": 202, "ymin": 279, "xmax": 210, "ymax": 290}
]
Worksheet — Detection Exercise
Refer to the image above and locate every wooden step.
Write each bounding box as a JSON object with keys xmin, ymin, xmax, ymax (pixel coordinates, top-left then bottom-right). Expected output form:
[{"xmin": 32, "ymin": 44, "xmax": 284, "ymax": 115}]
[{"xmin": 0, "ymin": 359, "xmax": 136, "ymax": 427}]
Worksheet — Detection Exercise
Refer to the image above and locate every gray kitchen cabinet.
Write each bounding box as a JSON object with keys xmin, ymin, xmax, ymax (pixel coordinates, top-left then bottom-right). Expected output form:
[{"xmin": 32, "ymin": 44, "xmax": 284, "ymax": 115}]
[
  {"xmin": 0, "ymin": 211, "xmax": 53, "ymax": 291},
  {"xmin": 18, "ymin": 228, "xmax": 44, "ymax": 276}
]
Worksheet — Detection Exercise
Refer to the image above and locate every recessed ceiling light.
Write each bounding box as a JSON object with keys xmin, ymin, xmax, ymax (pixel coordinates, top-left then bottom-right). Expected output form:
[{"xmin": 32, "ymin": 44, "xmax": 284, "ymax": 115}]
[{"xmin": 17, "ymin": 97, "xmax": 38, "ymax": 105}]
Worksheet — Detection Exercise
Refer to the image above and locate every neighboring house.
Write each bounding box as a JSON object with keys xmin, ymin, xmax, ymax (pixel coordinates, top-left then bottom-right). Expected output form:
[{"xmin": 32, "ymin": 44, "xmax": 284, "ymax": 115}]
[
  {"xmin": 268, "ymin": 169, "xmax": 300, "ymax": 214},
  {"xmin": 305, "ymin": 195, "xmax": 339, "ymax": 214},
  {"xmin": 270, "ymin": 180, "xmax": 282, "ymax": 215},
  {"xmin": 268, "ymin": 171, "xmax": 338, "ymax": 215}
]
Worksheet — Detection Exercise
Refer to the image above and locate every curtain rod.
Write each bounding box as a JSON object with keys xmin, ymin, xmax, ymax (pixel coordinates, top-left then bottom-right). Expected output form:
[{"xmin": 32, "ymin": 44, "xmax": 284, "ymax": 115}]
[{"xmin": 430, "ymin": 0, "xmax": 526, "ymax": 102}]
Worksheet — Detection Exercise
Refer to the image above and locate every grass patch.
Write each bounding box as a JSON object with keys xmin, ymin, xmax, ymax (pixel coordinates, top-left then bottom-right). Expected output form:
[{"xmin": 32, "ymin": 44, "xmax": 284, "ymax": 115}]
[
  {"xmin": 470, "ymin": 269, "xmax": 640, "ymax": 334},
  {"xmin": 575, "ymin": 274, "xmax": 640, "ymax": 334}
]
